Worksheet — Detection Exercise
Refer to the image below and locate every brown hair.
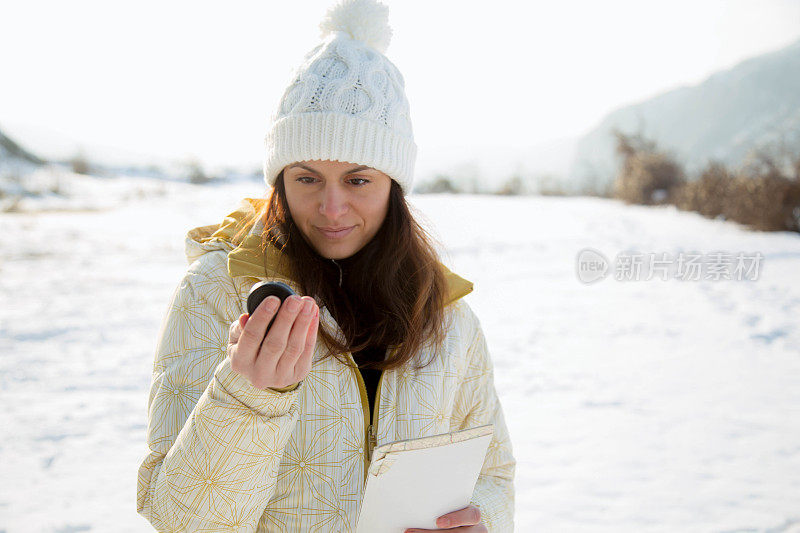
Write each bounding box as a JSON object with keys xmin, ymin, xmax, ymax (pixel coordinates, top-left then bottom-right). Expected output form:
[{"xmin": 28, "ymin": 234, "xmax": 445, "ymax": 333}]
[{"xmin": 236, "ymin": 170, "xmax": 449, "ymax": 371}]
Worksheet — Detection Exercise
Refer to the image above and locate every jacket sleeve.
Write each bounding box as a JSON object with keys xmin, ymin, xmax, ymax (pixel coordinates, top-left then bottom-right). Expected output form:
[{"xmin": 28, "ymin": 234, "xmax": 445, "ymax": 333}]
[
  {"xmin": 451, "ymin": 307, "xmax": 516, "ymax": 532},
  {"xmin": 137, "ymin": 256, "xmax": 303, "ymax": 532}
]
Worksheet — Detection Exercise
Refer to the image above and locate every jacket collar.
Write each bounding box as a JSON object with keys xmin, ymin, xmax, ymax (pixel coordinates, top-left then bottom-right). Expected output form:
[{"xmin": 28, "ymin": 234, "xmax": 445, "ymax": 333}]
[{"xmin": 186, "ymin": 197, "xmax": 474, "ymax": 307}]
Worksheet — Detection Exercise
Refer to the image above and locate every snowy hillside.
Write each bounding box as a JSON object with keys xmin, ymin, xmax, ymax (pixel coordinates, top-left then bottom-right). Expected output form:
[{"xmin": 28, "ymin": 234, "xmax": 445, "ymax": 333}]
[
  {"xmin": 571, "ymin": 37, "xmax": 800, "ymax": 186},
  {"xmin": 1, "ymin": 176, "xmax": 799, "ymax": 532},
  {"xmin": 0, "ymin": 127, "xmax": 46, "ymax": 201}
]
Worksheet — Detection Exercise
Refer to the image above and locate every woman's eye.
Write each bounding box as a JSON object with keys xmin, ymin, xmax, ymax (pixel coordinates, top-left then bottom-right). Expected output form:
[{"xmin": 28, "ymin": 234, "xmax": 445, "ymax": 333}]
[
  {"xmin": 296, "ymin": 176, "xmax": 318, "ymax": 184},
  {"xmin": 349, "ymin": 177, "xmax": 370, "ymax": 186}
]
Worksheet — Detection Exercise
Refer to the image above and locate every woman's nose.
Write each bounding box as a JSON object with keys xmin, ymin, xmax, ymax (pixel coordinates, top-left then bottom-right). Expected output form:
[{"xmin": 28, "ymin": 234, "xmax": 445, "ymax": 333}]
[{"xmin": 318, "ymin": 184, "xmax": 349, "ymax": 219}]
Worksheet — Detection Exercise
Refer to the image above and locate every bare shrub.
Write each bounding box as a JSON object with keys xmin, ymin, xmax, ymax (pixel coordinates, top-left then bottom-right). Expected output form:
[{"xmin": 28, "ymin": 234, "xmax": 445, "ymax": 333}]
[
  {"xmin": 496, "ymin": 175, "xmax": 526, "ymax": 196},
  {"xmin": 70, "ymin": 151, "xmax": 91, "ymax": 175},
  {"xmin": 674, "ymin": 161, "xmax": 732, "ymax": 218},
  {"xmin": 726, "ymin": 172, "xmax": 800, "ymax": 232},
  {"xmin": 608, "ymin": 126, "xmax": 800, "ymax": 232},
  {"xmin": 612, "ymin": 129, "xmax": 686, "ymax": 205},
  {"xmin": 184, "ymin": 158, "xmax": 212, "ymax": 185},
  {"xmin": 1, "ymin": 196, "xmax": 23, "ymax": 213},
  {"xmin": 415, "ymin": 174, "xmax": 461, "ymax": 194},
  {"xmin": 675, "ymin": 152, "xmax": 800, "ymax": 232},
  {"xmin": 539, "ymin": 179, "xmax": 570, "ymax": 196}
]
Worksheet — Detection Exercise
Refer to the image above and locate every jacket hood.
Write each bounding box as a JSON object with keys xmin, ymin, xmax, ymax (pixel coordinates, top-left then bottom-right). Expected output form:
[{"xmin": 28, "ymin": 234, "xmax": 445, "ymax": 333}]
[{"xmin": 184, "ymin": 197, "xmax": 474, "ymax": 306}]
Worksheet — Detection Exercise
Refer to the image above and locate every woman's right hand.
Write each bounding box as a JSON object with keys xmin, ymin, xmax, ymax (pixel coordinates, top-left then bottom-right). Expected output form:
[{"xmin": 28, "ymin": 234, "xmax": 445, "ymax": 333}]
[{"xmin": 227, "ymin": 294, "xmax": 319, "ymax": 390}]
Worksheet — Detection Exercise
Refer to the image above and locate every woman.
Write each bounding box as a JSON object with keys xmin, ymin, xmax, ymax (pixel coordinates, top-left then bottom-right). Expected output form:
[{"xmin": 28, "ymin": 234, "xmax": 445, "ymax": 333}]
[{"xmin": 137, "ymin": 1, "xmax": 515, "ymax": 531}]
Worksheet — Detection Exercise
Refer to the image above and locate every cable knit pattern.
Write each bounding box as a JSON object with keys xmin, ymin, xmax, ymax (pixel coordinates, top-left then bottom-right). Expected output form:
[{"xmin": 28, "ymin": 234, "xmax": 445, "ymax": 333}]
[{"xmin": 263, "ymin": 0, "xmax": 417, "ymax": 194}]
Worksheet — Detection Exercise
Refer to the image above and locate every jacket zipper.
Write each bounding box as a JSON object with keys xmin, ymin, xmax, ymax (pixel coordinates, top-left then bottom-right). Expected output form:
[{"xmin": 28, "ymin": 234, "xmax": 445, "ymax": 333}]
[
  {"xmin": 347, "ymin": 351, "xmax": 387, "ymax": 485},
  {"xmin": 331, "ymin": 258, "xmax": 383, "ymax": 478},
  {"xmin": 331, "ymin": 258, "xmax": 343, "ymax": 287},
  {"xmin": 370, "ymin": 367, "xmax": 385, "ymax": 457}
]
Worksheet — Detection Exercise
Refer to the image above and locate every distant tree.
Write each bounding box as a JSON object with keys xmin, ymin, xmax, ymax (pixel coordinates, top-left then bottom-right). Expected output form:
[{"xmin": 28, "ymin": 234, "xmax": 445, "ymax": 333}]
[
  {"xmin": 415, "ymin": 174, "xmax": 461, "ymax": 194},
  {"xmin": 496, "ymin": 174, "xmax": 528, "ymax": 195},
  {"xmin": 70, "ymin": 150, "xmax": 91, "ymax": 175},
  {"xmin": 537, "ymin": 173, "xmax": 571, "ymax": 196},
  {"xmin": 184, "ymin": 157, "xmax": 212, "ymax": 185}
]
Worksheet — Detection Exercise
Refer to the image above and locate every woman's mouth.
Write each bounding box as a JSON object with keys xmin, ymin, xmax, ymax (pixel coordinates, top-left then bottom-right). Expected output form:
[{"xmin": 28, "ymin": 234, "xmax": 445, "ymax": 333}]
[{"xmin": 316, "ymin": 226, "xmax": 355, "ymax": 239}]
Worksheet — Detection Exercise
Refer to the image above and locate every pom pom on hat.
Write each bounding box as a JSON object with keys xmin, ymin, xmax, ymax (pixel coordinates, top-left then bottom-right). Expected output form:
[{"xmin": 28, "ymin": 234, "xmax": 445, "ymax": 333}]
[{"xmin": 319, "ymin": 0, "xmax": 392, "ymax": 54}]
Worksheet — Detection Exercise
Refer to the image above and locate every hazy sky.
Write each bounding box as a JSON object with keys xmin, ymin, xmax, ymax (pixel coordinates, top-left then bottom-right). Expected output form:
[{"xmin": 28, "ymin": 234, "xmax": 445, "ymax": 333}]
[{"xmin": 2, "ymin": 0, "xmax": 800, "ymax": 172}]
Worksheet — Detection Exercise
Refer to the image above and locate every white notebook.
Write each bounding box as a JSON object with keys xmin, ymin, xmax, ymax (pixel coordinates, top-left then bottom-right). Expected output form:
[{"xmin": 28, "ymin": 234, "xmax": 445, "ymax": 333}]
[{"xmin": 356, "ymin": 424, "xmax": 494, "ymax": 533}]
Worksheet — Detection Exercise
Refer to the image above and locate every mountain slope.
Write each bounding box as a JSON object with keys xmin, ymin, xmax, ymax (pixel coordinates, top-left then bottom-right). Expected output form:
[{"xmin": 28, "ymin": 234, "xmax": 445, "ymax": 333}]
[{"xmin": 570, "ymin": 37, "xmax": 800, "ymax": 186}]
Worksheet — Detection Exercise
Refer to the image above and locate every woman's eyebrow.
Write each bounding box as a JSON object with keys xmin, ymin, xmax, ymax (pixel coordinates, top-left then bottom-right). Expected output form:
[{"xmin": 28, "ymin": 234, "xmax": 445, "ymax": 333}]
[{"xmin": 287, "ymin": 163, "xmax": 373, "ymax": 177}]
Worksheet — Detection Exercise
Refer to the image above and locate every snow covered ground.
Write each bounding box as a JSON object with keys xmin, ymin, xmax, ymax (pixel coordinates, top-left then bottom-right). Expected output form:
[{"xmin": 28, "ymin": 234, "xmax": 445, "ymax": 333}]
[{"xmin": 1, "ymin": 174, "xmax": 799, "ymax": 532}]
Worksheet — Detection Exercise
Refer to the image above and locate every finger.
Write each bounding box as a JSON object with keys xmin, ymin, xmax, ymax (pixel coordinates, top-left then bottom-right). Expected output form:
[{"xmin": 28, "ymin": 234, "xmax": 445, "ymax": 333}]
[
  {"xmin": 274, "ymin": 297, "xmax": 318, "ymax": 379},
  {"xmin": 436, "ymin": 506, "xmax": 481, "ymax": 528},
  {"xmin": 229, "ymin": 319, "xmax": 239, "ymax": 344},
  {"xmin": 228, "ymin": 314, "xmax": 248, "ymax": 344},
  {"xmin": 288, "ymin": 297, "xmax": 317, "ymax": 355},
  {"xmin": 292, "ymin": 304, "xmax": 319, "ymax": 379},
  {"xmin": 255, "ymin": 294, "xmax": 305, "ymax": 372},
  {"xmin": 237, "ymin": 296, "xmax": 280, "ymax": 367}
]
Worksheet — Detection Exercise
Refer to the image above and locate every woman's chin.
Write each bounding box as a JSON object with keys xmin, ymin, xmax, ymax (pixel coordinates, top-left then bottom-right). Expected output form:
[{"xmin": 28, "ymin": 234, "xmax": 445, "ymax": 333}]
[{"xmin": 312, "ymin": 241, "xmax": 359, "ymax": 260}]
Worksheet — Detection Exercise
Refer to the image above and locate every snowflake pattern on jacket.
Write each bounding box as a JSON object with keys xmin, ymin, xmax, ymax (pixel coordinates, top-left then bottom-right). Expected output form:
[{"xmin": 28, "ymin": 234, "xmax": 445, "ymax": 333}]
[{"xmin": 137, "ymin": 197, "xmax": 515, "ymax": 532}]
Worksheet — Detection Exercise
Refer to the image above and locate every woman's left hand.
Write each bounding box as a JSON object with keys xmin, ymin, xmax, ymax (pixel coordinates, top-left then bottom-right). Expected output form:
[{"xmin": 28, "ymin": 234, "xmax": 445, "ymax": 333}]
[{"xmin": 404, "ymin": 505, "xmax": 485, "ymax": 532}]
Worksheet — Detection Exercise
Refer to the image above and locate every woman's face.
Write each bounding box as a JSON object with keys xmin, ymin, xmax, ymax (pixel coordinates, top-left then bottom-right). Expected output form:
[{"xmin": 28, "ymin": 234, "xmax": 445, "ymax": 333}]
[{"xmin": 283, "ymin": 159, "xmax": 393, "ymax": 260}]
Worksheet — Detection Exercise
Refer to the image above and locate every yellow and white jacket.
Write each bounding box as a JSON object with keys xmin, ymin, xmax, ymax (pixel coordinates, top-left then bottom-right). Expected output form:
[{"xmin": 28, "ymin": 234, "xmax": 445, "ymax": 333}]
[{"xmin": 137, "ymin": 197, "xmax": 515, "ymax": 532}]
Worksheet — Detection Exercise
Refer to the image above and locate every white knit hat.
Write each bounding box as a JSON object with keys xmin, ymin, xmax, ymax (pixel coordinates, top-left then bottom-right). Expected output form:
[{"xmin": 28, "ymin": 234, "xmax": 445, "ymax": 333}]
[{"xmin": 263, "ymin": 0, "xmax": 417, "ymax": 195}]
